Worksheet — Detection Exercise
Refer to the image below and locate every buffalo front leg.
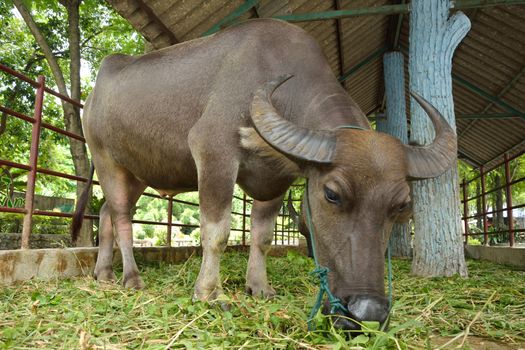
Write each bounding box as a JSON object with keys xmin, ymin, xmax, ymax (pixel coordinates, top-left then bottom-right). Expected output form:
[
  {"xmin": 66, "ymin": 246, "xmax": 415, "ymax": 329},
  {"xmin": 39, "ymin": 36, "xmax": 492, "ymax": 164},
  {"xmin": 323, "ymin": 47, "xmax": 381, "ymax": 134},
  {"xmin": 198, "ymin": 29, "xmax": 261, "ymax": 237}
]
[
  {"xmin": 94, "ymin": 202, "xmax": 116, "ymax": 282},
  {"xmin": 193, "ymin": 180, "xmax": 236, "ymax": 301},
  {"xmin": 246, "ymin": 196, "xmax": 283, "ymax": 298},
  {"xmin": 191, "ymin": 159, "xmax": 238, "ymax": 301}
]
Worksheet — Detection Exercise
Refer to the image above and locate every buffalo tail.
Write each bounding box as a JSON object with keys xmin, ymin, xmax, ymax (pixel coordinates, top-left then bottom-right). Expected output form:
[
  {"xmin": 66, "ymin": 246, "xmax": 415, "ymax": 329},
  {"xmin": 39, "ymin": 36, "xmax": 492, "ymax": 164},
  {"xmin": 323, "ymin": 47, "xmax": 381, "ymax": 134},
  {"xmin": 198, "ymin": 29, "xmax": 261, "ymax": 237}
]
[{"xmin": 71, "ymin": 163, "xmax": 95, "ymax": 243}]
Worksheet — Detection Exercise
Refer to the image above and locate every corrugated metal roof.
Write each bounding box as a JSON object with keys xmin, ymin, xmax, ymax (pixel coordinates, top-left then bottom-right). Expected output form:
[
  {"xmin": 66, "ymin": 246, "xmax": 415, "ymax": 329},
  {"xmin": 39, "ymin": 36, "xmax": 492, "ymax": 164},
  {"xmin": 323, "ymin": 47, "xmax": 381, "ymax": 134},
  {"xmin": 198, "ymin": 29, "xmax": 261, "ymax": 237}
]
[{"xmin": 107, "ymin": 0, "xmax": 525, "ymax": 170}]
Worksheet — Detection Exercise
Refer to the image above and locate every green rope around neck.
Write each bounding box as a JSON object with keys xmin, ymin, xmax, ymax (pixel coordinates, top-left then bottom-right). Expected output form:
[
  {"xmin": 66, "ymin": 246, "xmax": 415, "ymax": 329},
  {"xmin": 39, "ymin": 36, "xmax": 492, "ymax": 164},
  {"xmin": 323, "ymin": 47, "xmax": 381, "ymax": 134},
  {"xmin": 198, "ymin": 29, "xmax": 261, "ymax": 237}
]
[{"xmin": 304, "ymin": 180, "xmax": 393, "ymax": 331}]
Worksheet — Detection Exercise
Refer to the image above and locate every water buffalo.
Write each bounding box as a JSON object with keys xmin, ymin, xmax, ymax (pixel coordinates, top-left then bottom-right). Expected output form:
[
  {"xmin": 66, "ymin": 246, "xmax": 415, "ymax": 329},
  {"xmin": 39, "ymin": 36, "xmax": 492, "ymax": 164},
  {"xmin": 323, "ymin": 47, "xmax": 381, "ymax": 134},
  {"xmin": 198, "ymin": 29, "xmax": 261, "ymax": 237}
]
[{"xmin": 73, "ymin": 18, "xmax": 456, "ymax": 331}]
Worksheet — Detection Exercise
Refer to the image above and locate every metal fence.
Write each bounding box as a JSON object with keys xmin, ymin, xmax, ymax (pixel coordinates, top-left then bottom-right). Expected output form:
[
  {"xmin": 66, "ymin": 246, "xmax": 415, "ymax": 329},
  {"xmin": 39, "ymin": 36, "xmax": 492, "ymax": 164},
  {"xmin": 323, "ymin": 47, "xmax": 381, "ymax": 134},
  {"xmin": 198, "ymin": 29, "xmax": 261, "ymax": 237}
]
[
  {"xmin": 0, "ymin": 64, "xmax": 302, "ymax": 249},
  {"xmin": 461, "ymin": 152, "xmax": 525, "ymax": 247}
]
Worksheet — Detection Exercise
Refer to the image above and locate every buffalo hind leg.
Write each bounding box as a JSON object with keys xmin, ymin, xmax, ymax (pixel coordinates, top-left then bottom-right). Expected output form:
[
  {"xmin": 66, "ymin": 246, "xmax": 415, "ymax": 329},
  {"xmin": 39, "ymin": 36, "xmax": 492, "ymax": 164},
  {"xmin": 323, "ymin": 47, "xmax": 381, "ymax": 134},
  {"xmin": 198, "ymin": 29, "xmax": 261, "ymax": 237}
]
[
  {"xmin": 94, "ymin": 202, "xmax": 116, "ymax": 282},
  {"xmin": 246, "ymin": 196, "xmax": 283, "ymax": 298},
  {"xmin": 95, "ymin": 160, "xmax": 146, "ymax": 289}
]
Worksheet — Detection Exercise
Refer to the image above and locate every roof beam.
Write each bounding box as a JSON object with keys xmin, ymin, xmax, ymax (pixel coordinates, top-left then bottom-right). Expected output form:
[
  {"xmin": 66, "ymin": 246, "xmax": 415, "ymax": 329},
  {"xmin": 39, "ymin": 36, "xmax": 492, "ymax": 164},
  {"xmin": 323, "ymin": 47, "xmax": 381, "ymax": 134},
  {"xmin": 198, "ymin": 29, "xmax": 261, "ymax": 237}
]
[
  {"xmin": 459, "ymin": 64, "xmax": 525, "ymax": 136},
  {"xmin": 457, "ymin": 113, "xmax": 521, "ymax": 119},
  {"xmin": 339, "ymin": 47, "xmax": 388, "ymax": 83},
  {"xmin": 451, "ymin": 0, "xmax": 525, "ymax": 10},
  {"xmin": 135, "ymin": 0, "xmax": 178, "ymax": 45},
  {"xmin": 481, "ymin": 65, "xmax": 525, "ymax": 114},
  {"xmin": 274, "ymin": 4, "xmax": 409, "ymax": 22},
  {"xmin": 458, "ymin": 149, "xmax": 483, "ymax": 167},
  {"xmin": 452, "ymin": 73, "xmax": 525, "ymax": 119},
  {"xmin": 203, "ymin": 0, "xmax": 259, "ymax": 36},
  {"xmin": 482, "ymin": 139, "xmax": 525, "ymax": 168},
  {"xmin": 200, "ymin": 0, "xmax": 525, "ymax": 38},
  {"xmin": 271, "ymin": 1, "xmax": 525, "ymax": 23}
]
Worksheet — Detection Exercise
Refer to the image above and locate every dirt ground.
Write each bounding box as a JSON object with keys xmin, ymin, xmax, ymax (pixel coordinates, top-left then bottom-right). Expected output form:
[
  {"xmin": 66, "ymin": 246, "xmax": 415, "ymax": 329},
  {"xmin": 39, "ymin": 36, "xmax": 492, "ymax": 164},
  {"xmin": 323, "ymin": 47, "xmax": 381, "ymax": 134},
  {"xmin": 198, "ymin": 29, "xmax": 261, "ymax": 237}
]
[{"xmin": 430, "ymin": 335, "xmax": 525, "ymax": 350}]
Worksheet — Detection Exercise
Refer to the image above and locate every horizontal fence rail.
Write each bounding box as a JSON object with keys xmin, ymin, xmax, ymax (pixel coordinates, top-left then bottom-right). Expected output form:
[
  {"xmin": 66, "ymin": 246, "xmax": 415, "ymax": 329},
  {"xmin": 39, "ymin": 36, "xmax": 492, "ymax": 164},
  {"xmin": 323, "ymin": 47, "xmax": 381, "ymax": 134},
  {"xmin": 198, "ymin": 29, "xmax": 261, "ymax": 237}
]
[
  {"xmin": 460, "ymin": 152, "xmax": 525, "ymax": 247},
  {"xmin": 0, "ymin": 63, "xmax": 303, "ymax": 249}
]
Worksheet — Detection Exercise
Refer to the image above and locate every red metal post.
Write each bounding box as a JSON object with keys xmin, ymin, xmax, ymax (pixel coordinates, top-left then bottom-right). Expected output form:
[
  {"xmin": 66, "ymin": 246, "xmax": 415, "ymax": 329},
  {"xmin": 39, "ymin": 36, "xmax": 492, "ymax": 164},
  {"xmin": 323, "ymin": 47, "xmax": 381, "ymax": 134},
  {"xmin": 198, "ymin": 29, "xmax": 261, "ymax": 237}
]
[
  {"xmin": 462, "ymin": 179, "xmax": 469, "ymax": 244},
  {"xmin": 480, "ymin": 166, "xmax": 488, "ymax": 245},
  {"xmin": 167, "ymin": 196, "xmax": 173, "ymax": 247},
  {"xmin": 242, "ymin": 193, "xmax": 247, "ymax": 246},
  {"xmin": 274, "ymin": 219, "xmax": 278, "ymax": 245},
  {"xmin": 281, "ymin": 204, "xmax": 285, "ymax": 245},
  {"xmin": 503, "ymin": 153, "xmax": 515, "ymax": 247},
  {"xmin": 21, "ymin": 75, "xmax": 45, "ymax": 249},
  {"xmin": 287, "ymin": 193, "xmax": 291, "ymax": 245}
]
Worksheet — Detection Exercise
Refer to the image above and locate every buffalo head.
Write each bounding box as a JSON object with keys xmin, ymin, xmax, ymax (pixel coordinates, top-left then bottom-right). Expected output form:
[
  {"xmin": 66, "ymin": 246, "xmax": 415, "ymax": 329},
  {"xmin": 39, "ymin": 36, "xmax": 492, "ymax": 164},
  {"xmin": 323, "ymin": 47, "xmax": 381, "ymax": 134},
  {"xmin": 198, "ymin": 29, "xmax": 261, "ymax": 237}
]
[{"xmin": 250, "ymin": 75, "xmax": 456, "ymax": 331}]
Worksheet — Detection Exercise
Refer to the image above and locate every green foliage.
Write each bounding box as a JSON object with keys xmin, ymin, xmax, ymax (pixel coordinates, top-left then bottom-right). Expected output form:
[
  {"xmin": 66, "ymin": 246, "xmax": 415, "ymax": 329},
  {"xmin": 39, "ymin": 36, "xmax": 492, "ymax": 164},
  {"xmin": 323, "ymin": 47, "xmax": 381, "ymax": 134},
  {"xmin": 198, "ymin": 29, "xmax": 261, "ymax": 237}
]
[
  {"xmin": 0, "ymin": 0, "xmax": 144, "ymax": 201},
  {"xmin": 0, "ymin": 212, "xmax": 68, "ymax": 234}
]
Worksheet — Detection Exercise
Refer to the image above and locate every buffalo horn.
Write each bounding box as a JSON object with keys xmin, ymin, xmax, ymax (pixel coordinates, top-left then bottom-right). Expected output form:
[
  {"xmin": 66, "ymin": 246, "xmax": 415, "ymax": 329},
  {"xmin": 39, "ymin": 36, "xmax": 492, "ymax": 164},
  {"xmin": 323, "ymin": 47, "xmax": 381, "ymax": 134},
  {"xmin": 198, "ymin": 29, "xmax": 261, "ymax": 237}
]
[
  {"xmin": 250, "ymin": 75, "xmax": 336, "ymax": 164},
  {"xmin": 405, "ymin": 92, "xmax": 458, "ymax": 179}
]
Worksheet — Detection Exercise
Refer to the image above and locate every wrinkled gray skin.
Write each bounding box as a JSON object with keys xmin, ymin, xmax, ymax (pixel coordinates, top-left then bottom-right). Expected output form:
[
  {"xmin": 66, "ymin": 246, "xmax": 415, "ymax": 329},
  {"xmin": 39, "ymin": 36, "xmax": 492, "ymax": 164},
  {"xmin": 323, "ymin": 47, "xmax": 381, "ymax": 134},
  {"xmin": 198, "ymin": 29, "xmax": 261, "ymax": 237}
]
[{"xmin": 81, "ymin": 19, "xmax": 456, "ymax": 331}]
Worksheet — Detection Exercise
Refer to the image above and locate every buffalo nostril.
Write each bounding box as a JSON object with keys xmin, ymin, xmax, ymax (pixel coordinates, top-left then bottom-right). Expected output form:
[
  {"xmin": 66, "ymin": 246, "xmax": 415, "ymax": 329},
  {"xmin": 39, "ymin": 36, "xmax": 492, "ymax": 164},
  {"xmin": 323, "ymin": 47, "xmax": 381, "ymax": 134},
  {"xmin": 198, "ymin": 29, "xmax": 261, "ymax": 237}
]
[
  {"xmin": 328, "ymin": 308, "xmax": 361, "ymax": 332},
  {"xmin": 346, "ymin": 295, "xmax": 389, "ymax": 324},
  {"xmin": 332, "ymin": 315, "xmax": 361, "ymax": 332}
]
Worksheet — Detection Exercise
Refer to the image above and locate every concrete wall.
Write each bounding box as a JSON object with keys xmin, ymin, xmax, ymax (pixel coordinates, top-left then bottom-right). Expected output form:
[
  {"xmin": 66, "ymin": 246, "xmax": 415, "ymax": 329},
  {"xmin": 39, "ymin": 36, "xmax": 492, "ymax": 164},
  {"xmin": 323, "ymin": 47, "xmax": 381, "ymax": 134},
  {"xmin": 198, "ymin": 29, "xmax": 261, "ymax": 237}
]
[
  {"xmin": 0, "ymin": 245, "xmax": 307, "ymax": 286},
  {"xmin": 465, "ymin": 245, "xmax": 525, "ymax": 270}
]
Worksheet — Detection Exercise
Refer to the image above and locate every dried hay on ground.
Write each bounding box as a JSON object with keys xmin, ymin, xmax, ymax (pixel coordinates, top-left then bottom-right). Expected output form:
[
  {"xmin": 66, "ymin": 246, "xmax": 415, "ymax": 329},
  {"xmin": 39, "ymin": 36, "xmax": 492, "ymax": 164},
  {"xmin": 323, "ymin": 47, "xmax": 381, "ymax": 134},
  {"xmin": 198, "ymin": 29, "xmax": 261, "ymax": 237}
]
[{"xmin": 0, "ymin": 252, "xmax": 523, "ymax": 349}]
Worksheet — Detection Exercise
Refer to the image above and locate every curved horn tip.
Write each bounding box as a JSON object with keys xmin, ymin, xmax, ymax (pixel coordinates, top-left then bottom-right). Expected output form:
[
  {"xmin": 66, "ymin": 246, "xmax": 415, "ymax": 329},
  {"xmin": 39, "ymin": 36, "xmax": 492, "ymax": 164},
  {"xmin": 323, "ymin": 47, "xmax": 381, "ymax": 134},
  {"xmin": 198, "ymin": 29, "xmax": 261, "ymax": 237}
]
[
  {"xmin": 409, "ymin": 91, "xmax": 427, "ymax": 104},
  {"xmin": 409, "ymin": 90, "xmax": 421, "ymax": 99}
]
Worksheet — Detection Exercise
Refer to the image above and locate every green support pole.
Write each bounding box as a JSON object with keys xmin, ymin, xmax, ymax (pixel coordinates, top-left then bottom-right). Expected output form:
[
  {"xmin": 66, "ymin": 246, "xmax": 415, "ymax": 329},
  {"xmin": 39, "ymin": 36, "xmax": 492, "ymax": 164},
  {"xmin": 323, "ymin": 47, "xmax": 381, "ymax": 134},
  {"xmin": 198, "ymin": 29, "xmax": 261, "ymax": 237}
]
[
  {"xmin": 457, "ymin": 113, "xmax": 520, "ymax": 120},
  {"xmin": 275, "ymin": 4, "xmax": 410, "ymax": 22},
  {"xmin": 203, "ymin": 0, "xmax": 259, "ymax": 36},
  {"xmin": 452, "ymin": 74, "xmax": 525, "ymax": 119},
  {"xmin": 339, "ymin": 47, "xmax": 388, "ymax": 82}
]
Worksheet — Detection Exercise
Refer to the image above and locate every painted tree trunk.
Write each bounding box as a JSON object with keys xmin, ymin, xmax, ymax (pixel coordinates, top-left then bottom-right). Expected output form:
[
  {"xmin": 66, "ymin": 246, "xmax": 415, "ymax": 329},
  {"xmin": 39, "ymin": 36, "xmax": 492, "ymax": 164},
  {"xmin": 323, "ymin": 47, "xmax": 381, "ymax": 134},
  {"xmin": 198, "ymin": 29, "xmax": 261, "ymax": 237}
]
[
  {"xmin": 409, "ymin": 0, "xmax": 469, "ymax": 277},
  {"xmin": 383, "ymin": 52, "xmax": 412, "ymax": 258}
]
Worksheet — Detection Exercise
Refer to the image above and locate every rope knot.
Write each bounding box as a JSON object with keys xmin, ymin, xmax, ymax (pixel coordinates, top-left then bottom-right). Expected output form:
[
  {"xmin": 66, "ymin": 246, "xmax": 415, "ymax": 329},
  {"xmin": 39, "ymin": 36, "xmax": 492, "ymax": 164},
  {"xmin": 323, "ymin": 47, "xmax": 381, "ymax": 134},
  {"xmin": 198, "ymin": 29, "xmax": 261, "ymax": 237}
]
[{"xmin": 310, "ymin": 266, "xmax": 329, "ymax": 280}]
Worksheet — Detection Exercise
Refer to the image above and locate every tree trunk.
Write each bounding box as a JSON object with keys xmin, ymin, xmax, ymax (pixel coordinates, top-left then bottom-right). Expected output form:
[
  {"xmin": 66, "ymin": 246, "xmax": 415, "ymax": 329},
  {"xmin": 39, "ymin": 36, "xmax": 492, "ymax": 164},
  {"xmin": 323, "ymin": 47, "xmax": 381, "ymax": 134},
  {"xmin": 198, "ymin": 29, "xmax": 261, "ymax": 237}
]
[
  {"xmin": 64, "ymin": 0, "xmax": 93, "ymax": 247},
  {"xmin": 13, "ymin": 0, "xmax": 93, "ymax": 246},
  {"xmin": 383, "ymin": 51, "xmax": 413, "ymax": 258},
  {"xmin": 409, "ymin": 0, "xmax": 469, "ymax": 277}
]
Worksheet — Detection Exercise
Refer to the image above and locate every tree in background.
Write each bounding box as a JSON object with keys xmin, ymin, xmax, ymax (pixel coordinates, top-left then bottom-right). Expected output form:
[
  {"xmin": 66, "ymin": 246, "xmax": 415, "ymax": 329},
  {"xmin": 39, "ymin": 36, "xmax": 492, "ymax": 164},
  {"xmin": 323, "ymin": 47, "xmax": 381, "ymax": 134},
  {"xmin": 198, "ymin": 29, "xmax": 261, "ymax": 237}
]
[
  {"xmin": 408, "ymin": 0, "xmax": 469, "ymax": 277},
  {"xmin": 1, "ymin": 0, "xmax": 143, "ymax": 243}
]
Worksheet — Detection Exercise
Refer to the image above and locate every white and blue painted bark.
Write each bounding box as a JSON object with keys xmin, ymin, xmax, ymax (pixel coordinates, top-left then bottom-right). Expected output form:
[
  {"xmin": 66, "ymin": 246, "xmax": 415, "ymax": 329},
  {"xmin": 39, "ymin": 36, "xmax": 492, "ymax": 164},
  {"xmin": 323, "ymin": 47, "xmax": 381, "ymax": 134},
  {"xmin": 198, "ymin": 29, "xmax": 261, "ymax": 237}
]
[
  {"xmin": 409, "ymin": 0, "xmax": 469, "ymax": 277},
  {"xmin": 383, "ymin": 52, "xmax": 412, "ymax": 258}
]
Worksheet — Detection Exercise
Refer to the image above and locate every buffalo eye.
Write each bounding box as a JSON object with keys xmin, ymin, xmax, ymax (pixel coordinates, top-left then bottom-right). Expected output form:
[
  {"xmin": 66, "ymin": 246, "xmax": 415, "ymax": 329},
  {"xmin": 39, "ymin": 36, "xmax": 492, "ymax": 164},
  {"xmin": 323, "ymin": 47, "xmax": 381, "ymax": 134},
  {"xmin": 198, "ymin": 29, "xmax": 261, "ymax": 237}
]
[
  {"xmin": 398, "ymin": 201, "xmax": 410, "ymax": 212},
  {"xmin": 324, "ymin": 186, "xmax": 341, "ymax": 204}
]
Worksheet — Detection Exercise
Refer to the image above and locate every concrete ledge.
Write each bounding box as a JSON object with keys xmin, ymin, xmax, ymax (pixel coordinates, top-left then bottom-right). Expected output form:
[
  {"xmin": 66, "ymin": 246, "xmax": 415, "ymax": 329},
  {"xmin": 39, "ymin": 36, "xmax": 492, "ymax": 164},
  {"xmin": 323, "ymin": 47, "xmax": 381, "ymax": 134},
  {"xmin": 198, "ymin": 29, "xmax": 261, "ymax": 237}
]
[
  {"xmin": 465, "ymin": 245, "xmax": 525, "ymax": 270},
  {"xmin": 0, "ymin": 245, "xmax": 306, "ymax": 286},
  {"xmin": 0, "ymin": 247, "xmax": 98, "ymax": 286}
]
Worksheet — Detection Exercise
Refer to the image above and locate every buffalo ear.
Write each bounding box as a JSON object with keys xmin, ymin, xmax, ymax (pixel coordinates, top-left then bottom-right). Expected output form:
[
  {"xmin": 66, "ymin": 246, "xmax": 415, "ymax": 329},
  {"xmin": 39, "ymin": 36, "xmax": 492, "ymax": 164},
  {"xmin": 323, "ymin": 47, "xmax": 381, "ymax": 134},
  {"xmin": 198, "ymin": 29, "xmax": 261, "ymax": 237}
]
[
  {"xmin": 250, "ymin": 75, "xmax": 337, "ymax": 164},
  {"xmin": 404, "ymin": 92, "xmax": 457, "ymax": 179}
]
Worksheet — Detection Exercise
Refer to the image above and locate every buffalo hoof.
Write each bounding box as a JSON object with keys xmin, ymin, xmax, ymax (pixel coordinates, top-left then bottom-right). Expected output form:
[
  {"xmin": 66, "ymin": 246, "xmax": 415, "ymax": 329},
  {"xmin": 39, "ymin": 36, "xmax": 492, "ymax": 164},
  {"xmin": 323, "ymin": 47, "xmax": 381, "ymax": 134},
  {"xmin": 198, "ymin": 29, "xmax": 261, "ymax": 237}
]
[
  {"xmin": 123, "ymin": 274, "xmax": 145, "ymax": 289},
  {"xmin": 94, "ymin": 268, "xmax": 116, "ymax": 283},
  {"xmin": 192, "ymin": 291, "xmax": 232, "ymax": 312},
  {"xmin": 193, "ymin": 286, "xmax": 224, "ymax": 302},
  {"xmin": 246, "ymin": 284, "xmax": 276, "ymax": 299}
]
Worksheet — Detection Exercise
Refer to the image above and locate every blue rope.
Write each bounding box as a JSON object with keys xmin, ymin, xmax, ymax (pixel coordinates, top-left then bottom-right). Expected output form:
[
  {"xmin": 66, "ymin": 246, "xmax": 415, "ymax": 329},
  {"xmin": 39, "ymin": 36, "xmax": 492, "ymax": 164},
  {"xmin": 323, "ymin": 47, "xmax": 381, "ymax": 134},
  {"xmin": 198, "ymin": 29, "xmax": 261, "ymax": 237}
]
[
  {"xmin": 304, "ymin": 180, "xmax": 393, "ymax": 331},
  {"xmin": 304, "ymin": 180, "xmax": 346, "ymax": 330}
]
